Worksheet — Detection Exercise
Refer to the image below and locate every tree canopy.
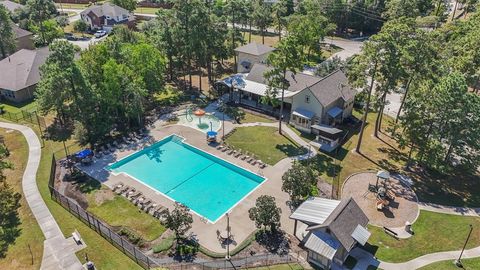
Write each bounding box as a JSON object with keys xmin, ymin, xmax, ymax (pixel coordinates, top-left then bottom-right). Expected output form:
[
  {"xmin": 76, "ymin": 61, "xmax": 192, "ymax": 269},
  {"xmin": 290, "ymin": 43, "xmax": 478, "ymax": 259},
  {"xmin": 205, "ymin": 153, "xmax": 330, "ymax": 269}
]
[
  {"xmin": 249, "ymin": 195, "xmax": 282, "ymax": 232},
  {"xmin": 0, "ymin": 5, "xmax": 15, "ymax": 59}
]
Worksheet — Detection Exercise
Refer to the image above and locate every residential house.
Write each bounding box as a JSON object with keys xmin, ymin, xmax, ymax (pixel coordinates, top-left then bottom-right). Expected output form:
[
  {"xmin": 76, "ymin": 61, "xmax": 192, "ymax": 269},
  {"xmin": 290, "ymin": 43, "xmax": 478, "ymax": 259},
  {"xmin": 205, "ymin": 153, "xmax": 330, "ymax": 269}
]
[
  {"xmin": 0, "ymin": 0, "xmax": 24, "ymax": 13},
  {"xmin": 0, "ymin": 47, "xmax": 49, "ymax": 103},
  {"xmin": 290, "ymin": 197, "xmax": 370, "ymax": 269},
  {"xmin": 234, "ymin": 42, "xmax": 275, "ymax": 73},
  {"xmin": 215, "ymin": 63, "xmax": 356, "ymax": 137},
  {"xmin": 80, "ymin": 3, "xmax": 135, "ymax": 31},
  {"xmin": 13, "ymin": 24, "xmax": 35, "ymax": 51}
]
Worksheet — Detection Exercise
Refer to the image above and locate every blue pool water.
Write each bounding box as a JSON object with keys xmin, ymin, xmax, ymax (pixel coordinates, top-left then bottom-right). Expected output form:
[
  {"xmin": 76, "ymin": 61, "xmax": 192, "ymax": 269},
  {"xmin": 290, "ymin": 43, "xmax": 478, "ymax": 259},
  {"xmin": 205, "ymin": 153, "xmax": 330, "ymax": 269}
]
[{"xmin": 107, "ymin": 135, "xmax": 265, "ymax": 222}]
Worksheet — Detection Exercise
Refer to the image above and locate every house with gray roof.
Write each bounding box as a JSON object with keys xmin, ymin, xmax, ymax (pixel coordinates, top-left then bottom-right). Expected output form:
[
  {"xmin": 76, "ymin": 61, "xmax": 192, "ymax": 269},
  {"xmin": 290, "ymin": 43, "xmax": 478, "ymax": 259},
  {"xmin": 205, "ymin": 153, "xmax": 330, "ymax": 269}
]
[
  {"xmin": 12, "ymin": 24, "xmax": 34, "ymax": 51},
  {"xmin": 234, "ymin": 42, "xmax": 275, "ymax": 73},
  {"xmin": 290, "ymin": 197, "xmax": 370, "ymax": 269},
  {"xmin": 215, "ymin": 63, "xmax": 356, "ymax": 150},
  {"xmin": 0, "ymin": 0, "xmax": 24, "ymax": 13},
  {"xmin": 80, "ymin": 3, "xmax": 135, "ymax": 31},
  {"xmin": 0, "ymin": 47, "xmax": 49, "ymax": 103}
]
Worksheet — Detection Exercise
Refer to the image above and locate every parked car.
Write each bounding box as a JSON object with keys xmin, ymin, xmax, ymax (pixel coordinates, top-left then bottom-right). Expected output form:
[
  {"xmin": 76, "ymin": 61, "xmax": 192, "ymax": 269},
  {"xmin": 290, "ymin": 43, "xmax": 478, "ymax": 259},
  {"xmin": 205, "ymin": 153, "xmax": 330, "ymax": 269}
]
[
  {"xmin": 64, "ymin": 33, "xmax": 78, "ymax": 41},
  {"xmin": 94, "ymin": 30, "xmax": 107, "ymax": 38}
]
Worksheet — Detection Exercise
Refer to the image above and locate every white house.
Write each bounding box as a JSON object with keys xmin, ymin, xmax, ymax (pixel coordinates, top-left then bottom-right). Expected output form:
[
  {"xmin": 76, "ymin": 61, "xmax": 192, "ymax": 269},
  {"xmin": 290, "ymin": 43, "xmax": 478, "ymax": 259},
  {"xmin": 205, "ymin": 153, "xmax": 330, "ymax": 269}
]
[
  {"xmin": 216, "ymin": 63, "xmax": 356, "ymax": 128},
  {"xmin": 80, "ymin": 3, "xmax": 135, "ymax": 31},
  {"xmin": 234, "ymin": 42, "xmax": 275, "ymax": 73}
]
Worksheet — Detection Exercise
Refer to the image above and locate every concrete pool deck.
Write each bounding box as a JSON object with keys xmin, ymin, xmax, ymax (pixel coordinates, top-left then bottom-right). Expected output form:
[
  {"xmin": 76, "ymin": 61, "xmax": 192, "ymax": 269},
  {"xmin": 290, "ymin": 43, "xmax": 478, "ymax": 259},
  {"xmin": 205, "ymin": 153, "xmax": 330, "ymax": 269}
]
[{"xmin": 78, "ymin": 121, "xmax": 298, "ymax": 253}]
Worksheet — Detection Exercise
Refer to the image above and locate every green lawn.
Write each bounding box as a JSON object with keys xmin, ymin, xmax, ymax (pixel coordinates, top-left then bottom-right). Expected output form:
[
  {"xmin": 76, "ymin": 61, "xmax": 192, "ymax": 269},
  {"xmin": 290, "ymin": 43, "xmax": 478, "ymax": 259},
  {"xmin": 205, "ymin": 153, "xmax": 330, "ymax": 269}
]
[
  {"xmin": 1, "ymin": 100, "xmax": 38, "ymax": 114},
  {"xmin": 365, "ymin": 210, "xmax": 480, "ymax": 263},
  {"xmin": 55, "ymin": 3, "xmax": 90, "ymax": 9},
  {"xmin": 251, "ymin": 263, "xmax": 304, "ymax": 270},
  {"xmin": 87, "ymin": 193, "xmax": 166, "ymax": 242},
  {"xmin": 134, "ymin": 7, "xmax": 160, "ymax": 15},
  {"xmin": 0, "ymin": 130, "xmax": 44, "ymax": 270},
  {"xmin": 240, "ymin": 111, "xmax": 275, "ymax": 124},
  {"xmin": 225, "ymin": 126, "xmax": 307, "ymax": 165},
  {"xmin": 2, "ymin": 120, "xmax": 145, "ymax": 269},
  {"xmin": 419, "ymin": 257, "xmax": 480, "ymax": 270},
  {"xmin": 287, "ymin": 124, "xmax": 316, "ymax": 142}
]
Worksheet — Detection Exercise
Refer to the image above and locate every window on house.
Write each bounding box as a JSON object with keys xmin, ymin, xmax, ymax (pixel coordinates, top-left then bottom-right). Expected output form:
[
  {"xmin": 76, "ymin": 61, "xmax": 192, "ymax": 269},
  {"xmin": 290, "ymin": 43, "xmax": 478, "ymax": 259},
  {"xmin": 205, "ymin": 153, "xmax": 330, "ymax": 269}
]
[{"xmin": 305, "ymin": 95, "xmax": 310, "ymax": 103}]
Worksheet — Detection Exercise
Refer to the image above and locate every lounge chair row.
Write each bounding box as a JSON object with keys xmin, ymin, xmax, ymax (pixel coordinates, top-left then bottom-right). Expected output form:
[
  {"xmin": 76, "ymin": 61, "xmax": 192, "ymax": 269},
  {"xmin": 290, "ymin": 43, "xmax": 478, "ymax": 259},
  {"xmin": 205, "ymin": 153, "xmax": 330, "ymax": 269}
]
[
  {"xmin": 216, "ymin": 143, "xmax": 267, "ymax": 169},
  {"xmin": 112, "ymin": 182, "xmax": 166, "ymax": 220},
  {"xmin": 93, "ymin": 129, "xmax": 149, "ymax": 158}
]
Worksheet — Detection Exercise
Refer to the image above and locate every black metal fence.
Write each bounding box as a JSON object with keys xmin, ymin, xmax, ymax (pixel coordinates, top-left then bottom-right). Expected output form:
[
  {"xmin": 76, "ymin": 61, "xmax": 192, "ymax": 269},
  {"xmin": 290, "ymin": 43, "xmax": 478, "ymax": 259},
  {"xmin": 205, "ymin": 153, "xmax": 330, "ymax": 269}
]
[
  {"xmin": 48, "ymin": 156, "xmax": 304, "ymax": 270},
  {"xmin": 1, "ymin": 109, "xmax": 47, "ymax": 129},
  {"xmin": 164, "ymin": 254, "xmax": 301, "ymax": 270},
  {"xmin": 48, "ymin": 156, "xmax": 158, "ymax": 269}
]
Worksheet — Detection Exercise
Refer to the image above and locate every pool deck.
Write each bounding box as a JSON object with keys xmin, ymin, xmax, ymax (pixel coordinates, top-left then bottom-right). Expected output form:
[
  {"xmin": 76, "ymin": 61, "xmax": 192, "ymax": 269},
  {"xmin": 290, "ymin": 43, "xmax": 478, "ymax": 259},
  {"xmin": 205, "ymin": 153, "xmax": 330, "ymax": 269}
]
[{"xmin": 78, "ymin": 121, "xmax": 297, "ymax": 253}]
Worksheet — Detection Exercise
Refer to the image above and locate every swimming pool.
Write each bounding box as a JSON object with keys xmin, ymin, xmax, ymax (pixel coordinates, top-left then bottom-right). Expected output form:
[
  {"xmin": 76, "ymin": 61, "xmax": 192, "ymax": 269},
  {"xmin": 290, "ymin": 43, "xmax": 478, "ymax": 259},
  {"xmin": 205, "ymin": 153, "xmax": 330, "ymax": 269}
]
[{"xmin": 107, "ymin": 135, "xmax": 265, "ymax": 223}]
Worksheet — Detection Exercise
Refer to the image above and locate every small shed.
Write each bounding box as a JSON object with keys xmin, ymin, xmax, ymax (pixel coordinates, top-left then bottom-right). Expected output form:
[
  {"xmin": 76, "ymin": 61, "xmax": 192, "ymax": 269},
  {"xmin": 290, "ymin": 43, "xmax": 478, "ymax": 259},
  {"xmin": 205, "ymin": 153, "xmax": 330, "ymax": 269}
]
[{"xmin": 290, "ymin": 197, "xmax": 370, "ymax": 269}]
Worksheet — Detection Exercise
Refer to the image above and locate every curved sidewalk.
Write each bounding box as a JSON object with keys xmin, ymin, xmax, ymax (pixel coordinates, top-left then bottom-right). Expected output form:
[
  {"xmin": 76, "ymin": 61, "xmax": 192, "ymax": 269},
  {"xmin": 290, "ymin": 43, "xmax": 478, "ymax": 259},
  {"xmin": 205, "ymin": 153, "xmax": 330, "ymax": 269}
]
[{"xmin": 0, "ymin": 122, "xmax": 84, "ymax": 270}]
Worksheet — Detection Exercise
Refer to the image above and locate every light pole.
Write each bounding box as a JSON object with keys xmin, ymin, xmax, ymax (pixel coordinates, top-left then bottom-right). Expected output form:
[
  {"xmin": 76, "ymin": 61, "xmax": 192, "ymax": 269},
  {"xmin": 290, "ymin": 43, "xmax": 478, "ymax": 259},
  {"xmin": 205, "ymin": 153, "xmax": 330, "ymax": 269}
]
[
  {"xmin": 226, "ymin": 212, "xmax": 231, "ymax": 260},
  {"xmin": 455, "ymin": 224, "xmax": 473, "ymax": 267},
  {"xmin": 219, "ymin": 100, "xmax": 225, "ymax": 140}
]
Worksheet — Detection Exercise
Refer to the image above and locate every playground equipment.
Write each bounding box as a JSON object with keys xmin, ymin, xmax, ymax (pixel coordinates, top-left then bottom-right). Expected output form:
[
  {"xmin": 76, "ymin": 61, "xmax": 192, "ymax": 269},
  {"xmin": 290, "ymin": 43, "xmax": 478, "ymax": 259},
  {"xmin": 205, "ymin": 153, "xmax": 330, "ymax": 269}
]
[{"xmin": 185, "ymin": 107, "xmax": 194, "ymax": 122}]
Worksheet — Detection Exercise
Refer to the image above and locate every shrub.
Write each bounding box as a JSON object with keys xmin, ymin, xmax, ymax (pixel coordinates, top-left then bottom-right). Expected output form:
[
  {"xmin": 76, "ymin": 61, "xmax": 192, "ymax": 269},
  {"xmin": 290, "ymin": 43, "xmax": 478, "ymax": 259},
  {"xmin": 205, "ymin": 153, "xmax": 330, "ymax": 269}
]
[
  {"xmin": 73, "ymin": 20, "xmax": 88, "ymax": 32},
  {"xmin": 119, "ymin": 227, "xmax": 145, "ymax": 247},
  {"xmin": 152, "ymin": 235, "xmax": 175, "ymax": 253}
]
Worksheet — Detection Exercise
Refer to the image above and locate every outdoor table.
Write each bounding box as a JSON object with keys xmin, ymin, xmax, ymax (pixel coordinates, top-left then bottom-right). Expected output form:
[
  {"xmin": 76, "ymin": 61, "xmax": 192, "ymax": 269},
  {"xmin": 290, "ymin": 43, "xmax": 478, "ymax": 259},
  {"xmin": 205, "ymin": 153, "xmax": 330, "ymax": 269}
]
[{"xmin": 378, "ymin": 187, "xmax": 386, "ymax": 198}]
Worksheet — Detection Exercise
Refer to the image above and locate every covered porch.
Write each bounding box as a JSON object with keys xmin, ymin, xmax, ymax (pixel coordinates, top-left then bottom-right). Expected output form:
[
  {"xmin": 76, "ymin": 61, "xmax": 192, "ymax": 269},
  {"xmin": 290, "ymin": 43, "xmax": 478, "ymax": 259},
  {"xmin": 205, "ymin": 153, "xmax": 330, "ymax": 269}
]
[
  {"xmin": 289, "ymin": 108, "xmax": 317, "ymax": 133},
  {"xmin": 310, "ymin": 124, "xmax": 344, "ymax": 153}
]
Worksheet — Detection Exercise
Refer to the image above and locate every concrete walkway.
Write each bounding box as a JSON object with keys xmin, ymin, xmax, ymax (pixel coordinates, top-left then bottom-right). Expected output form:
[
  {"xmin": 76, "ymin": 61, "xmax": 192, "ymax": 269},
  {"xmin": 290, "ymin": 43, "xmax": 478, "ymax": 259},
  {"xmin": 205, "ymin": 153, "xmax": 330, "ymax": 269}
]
[
  {"xmin": 350, "ymin": 244, "xmax": 480, "ymax": 270},
  {"xmin": 0, "ymin": 122, "xmax": 84, "ymax": 270},
  {"xmin": 418, "ymin": 202, "xmax": 480, "ymax": 217}
]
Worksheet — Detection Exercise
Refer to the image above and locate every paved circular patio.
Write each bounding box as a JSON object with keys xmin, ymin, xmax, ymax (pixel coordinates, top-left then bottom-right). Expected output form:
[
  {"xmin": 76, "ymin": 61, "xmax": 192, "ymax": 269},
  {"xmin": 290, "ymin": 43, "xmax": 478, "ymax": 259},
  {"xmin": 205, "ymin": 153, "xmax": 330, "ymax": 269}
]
[{"xmin": 342, "ymin": 172, "xmax": 419, "ymax": 228}]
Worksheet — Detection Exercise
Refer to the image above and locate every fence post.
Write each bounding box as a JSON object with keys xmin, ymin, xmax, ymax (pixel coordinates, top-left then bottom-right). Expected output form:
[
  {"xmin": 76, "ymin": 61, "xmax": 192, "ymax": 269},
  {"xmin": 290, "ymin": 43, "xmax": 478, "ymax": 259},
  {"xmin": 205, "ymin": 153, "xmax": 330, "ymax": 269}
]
[
  {"xmin": 133, "ymin": 245, "xmax": 138, "ymax": 264},
  {"xmin": 86, "ymin": 212, "xmax": 93, "ymax": 230},
  {"xmin": 75, "ymin": 204, "xmax": 80, "ymax": 218},
  {"xmin": 120, "ymin": 237, "xmax": 126, "ymax": 253}
]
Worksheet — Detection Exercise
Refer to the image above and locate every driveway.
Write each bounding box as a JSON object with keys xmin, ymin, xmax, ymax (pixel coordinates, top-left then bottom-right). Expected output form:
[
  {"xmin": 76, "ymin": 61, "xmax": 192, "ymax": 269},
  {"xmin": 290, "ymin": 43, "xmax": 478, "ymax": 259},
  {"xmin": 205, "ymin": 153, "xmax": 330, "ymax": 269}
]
[
  {"xmin": 63, "ymin": 34, "xmax": 108, "ymax": 50},
  {"xmin": 324, "ymin": 37, "xmax": 364, "ymax": 61}
]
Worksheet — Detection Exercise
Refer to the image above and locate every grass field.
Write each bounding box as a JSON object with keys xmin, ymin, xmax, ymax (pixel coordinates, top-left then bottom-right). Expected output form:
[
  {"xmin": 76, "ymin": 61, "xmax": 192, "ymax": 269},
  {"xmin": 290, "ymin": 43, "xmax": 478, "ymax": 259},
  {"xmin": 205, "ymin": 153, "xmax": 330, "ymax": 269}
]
[
  {"xmin": 0, "ymin": 120, "xmax": 145, "ymax": 269},
  {"xmin": 0, "ymin": 130, "xmax": 44, "ymax": 270},
  {"xmin": 365, "ymin": 210, "xmax": 480, "ymax": 263},
  {"xmin": 251, "ymin": 263, "xmax": 304, "ymax": 270},
  {"xmin": 240, "ymin": 111, "xmax": 275, "ymax": 124},
  {"xmin": 419, "ymin": 257, "xmax": 480, "ymax": 270},
  {"xmin": 87, "ymin": 192, "xmax": 166, "ymax": 242},
  {"xmin": 225, "ymin": 126, "xmax": 306, "ymax": 165},
  {"xmin": 134, "ymin": 7, "xmax": 160, "ymax": 15},
  {"xmin": 55, "ymin": 3, "xmax": 90, "ymax": 9},
  {"xmin": 1, "ymin": 100, "xmax": 38, "ymax": 114}
]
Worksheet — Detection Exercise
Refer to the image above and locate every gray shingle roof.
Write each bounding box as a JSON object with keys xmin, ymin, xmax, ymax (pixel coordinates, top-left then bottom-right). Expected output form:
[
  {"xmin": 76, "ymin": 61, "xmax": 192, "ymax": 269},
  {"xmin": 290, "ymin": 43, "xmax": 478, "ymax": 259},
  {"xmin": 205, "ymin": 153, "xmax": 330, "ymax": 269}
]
[
  {"xmin": 235, "ymin": 42, "xmax": 275, "ymax": 56},
  {"xmin": 0, "ymin": 0, "xmax": 24, "ymax": 13},
  {"xmin": 81, "ymin": 3, "xmax": 130, "ymax": 19},
  {"xmin": 12, "ymin": 23, "xmax": 33, "ymax": 39},
  {"xmin": 0, "ymin": 47, "xmax": 49, "ymax": 91},
  {"xmin": 246, "ymin": 63, "xmax": 322, "ymax": 93},
  {"xmin": 307, "ymin": 197, "xmax": 369, "ymax": 252},
  {"xmin": 306, "ymin": 70, "xmax": 356, "ymax": 106}
]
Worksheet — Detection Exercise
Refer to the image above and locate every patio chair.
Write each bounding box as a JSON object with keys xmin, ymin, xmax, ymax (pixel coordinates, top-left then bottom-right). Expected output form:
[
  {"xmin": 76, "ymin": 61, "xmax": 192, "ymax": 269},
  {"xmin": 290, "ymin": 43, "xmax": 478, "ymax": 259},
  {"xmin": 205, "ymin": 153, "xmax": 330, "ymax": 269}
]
[
  {"xmin": 259, "ymin": 162, "xmax": 266, "ymax": 169},
  {"xmin": 152, "ymin": 206, "xmax": 164, "ymax": 218},
  {"xmin": 241, "ymin": 153, "xmax": 249, "ymax": 160},
  {"xmin": 129, "ymin": 133, "xmax": 138, "ymax": 142},
  {"xmin": 387, "ymin": 190, "xmax": 396, "ymax": 201},
  {"xmin": 251, "ymin": 159, "xmax": 257, "ymax": 166},
  {"xmin": 131, "ymin": 194, "xmax": 147, "ymax": 205},
  {"xmin": 134, "ymin": 132, "xmax": 143, "ymax": 140},
  {"xmin": 234, "ymin": 150, "xmax": 242, "ymax": 158},
  {"xmin": 93, "ymin": 149, "xmax": 102, "ymax": 158},
  {"xmin": 116, "ymin": 185, "xmax": 130, "ymax": 195},
  {"xmin": 227, "ymin": 149, "xmax": 235, "ymax": 155},
  {"xmin": 216, "ymin": 144, "xmax": 225, "ymax": 150},
  {"xmin": 140, "ymin": 199, "xmax": 152, "ymax": 210},
  {"xmin": 376, "ymin": 200, "xmax": 384, "ymax": 210},
  {"xmin": 100, "ymin": 146, "xmax": 109, "ymax": 155},
  {"xmin": 122, "ymin": 136, "xmax": 131, "ymax": 145},
  {"xmin": 145, "ymin": 203, "xmax": 157, "ymax": 213},
  {"xmin": 112, "ymin": 182, "xmax": 124, "ymax": 192},
  {"xmin": 221, "ymin": 146, "xmax": 229, "ymax": 152},
  {"xmin": 106, "ymin": 143, "xmax": 116, "ymax": 152},
  {"xmin": 125, "ymin": 188, "xmax": 138, "ymax": 198}
]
